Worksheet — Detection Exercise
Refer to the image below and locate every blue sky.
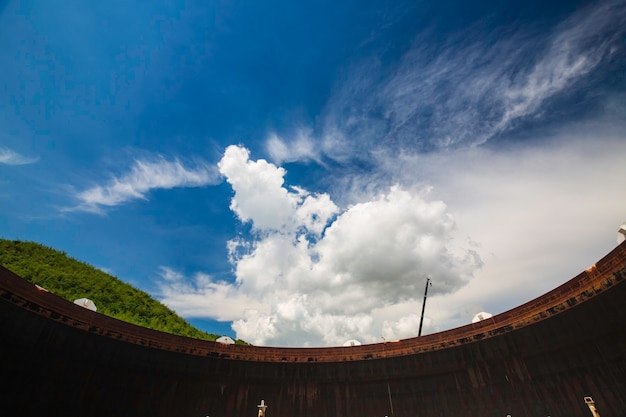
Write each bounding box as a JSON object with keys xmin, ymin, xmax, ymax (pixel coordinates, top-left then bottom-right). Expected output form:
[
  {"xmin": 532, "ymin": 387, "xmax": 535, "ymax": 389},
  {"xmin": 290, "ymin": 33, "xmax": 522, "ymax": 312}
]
[{"xmin": 1, "ymin": 0, "xmax": 625, "ymax": 346}]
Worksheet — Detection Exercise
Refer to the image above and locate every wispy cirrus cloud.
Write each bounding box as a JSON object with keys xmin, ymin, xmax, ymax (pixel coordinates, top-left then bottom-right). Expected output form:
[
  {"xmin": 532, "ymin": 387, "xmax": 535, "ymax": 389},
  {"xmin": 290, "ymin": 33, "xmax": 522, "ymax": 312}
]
[
  {"xmin": 385, "ymin": 3, "xmax": 623, "ymax": 146},
  {"xmin": 157, "ymin": 266, "xmax": 265, "ymax": 322},
  {"xmin": 491, "ymin": 0, "xmax": 625, "ymax": 140},
  {"xmin": 0, "ymin": 147, "xmax": 39, "ymax": 165},
  {"xmin": 314, "ymin": 0, "xmax": 626, "ymax": 158},
  {"xmin": 71, "ymin": 156, "xmax": 218, "ymax": 213},
  {"xmin": 266, "ymin": 130, "xmax": 321, "ymax": 165}
]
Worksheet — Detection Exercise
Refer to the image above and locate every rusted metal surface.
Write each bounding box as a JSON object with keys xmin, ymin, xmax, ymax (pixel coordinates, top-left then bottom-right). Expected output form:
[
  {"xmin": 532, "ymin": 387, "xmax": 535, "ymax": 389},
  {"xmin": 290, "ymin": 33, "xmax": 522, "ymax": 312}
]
[{"xmin": 1, "ymin": 242, "xmax": 625, "ymax": 417}]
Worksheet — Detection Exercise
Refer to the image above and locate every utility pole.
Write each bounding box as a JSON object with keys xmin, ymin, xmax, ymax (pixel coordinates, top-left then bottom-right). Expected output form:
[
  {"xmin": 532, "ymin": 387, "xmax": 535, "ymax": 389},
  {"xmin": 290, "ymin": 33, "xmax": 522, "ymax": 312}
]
[{"xmin": 418, "ymin": 277, "xmax": 431, "ymax": 336}]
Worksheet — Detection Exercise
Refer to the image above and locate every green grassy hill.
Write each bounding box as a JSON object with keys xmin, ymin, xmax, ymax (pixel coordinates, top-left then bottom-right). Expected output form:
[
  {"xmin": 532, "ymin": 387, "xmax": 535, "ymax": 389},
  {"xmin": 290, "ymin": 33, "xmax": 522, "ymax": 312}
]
[{"xmin": 0, "ymin": 238, "xmax": 243, "ymax": 343}]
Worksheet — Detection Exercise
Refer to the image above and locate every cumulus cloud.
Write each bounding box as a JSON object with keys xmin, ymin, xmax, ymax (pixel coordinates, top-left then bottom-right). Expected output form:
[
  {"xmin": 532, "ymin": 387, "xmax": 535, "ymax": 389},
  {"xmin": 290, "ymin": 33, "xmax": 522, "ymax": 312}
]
[
  {"xmin": 159, "ymin": 124, "xmax": 626, "ymax": 346},
  {"xmin": 72, "ymin": 156, "xmax": 217, "ymax": 213},
  {"xmin": 160, "ymin": 145, "xmax": 482, "ymax": 346},
  {"xmin": 217, "ymin": 145, "xmax": 337, "ymax": 233},
  {"xmin": 0, "ymin": 147, "xmax": 39, "ymax": 165}
]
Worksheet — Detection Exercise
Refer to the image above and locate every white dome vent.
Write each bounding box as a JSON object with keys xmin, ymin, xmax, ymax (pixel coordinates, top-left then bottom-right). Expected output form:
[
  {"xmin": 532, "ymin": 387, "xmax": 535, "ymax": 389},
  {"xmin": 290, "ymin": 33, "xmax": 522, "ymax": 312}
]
[
  {"xmin": 472, "ymin": 312, "xmax": 493, "ymax": 323},
  {"xmin": 216, "ymin": 336, "xmax": 235, "ymax": 345},
  {"xmin": 74, "ymin": 298, "xmax": 97, "ymax": 312}
]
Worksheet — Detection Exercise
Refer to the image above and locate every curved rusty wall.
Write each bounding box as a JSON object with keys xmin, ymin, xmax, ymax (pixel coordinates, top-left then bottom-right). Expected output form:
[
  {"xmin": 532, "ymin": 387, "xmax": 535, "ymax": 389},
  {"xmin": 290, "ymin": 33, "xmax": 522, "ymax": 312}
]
[{"xmin": 1, "ymin": 242, "xmax": 625, "ymax": 417}]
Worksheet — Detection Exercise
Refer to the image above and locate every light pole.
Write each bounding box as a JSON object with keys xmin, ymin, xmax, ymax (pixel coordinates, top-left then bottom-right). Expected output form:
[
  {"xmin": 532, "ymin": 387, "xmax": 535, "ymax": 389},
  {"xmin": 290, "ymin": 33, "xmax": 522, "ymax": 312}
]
[{"xmin": 418, "ymin": 277, "xmax": 431, "ymax": 336}]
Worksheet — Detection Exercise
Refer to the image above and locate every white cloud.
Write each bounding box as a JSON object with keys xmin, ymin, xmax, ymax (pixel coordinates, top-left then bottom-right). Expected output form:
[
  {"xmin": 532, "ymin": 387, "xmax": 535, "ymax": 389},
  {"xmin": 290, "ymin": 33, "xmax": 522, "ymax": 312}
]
[
  {"xmin": 313, "ymin": 186, "xmax": 477, "ymax": 298},
  {"xmin": 73, "ymin": 156, "xmax": 217, "ymax": 213},
  {"xmin": 160, "ymin": 145, "xmax": 481, "ymax": 346},
  {"xmin": 266, "ymin": 129, "xmax": 320, "ymax": 165},
  {"xmin": 374, "ymin": 129, "xmax": 626, "ymax": 329},
  {"xmin": 253, "ymin": 2, "xmax": 625, "ymax": 170},
  {"xmin": 157, "ymin": 266, "xmax": 265, "ymax": 322},
  {"xmin": 0, "ymin": 147, "xmax": 39, "ymax": 165},
  {"xmin": 159, "ymin": 126, "xmax": 625, "ymax": 346},
  {"xmin": 217, "ymin": 145, "xmax": 299, "ymax": 231},
  {"xmin": 492, "ymin": 1, "xmax": 624, "ymax": 140},
  {"xmin": 217, "ymin": 145, "xmax": 337, "ymax": 233},
  {"xmin": 317, "ymin": 0, "xmax": 626, "ymax": 157}
]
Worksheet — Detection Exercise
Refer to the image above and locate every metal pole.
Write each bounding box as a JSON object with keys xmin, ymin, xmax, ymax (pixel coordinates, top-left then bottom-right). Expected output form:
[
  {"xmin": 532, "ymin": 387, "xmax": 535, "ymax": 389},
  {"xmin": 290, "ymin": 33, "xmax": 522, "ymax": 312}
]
[
  {"xmin": 387, "ymin": 382, "xmax": 394, "ymax": 417},
  {"xmin": 584, "ymin": 397, "xmax": 600, "ymax": 417},
  {"xmin": 418, "ymin": 277, "xmax": 431, "ymax": 336}
]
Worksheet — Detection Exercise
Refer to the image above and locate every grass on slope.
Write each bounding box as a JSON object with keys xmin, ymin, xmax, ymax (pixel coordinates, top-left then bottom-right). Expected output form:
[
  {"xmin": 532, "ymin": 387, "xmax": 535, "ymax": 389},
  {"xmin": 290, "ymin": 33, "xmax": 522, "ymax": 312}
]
[{"xmin": 0, "ymin": 239, "xmax": 243, "ymax": 343}]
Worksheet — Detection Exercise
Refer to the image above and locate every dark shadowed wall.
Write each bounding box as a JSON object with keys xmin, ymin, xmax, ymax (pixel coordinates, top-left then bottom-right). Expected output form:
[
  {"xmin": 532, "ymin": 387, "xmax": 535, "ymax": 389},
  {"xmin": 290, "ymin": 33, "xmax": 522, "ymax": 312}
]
[{"xmin": 1, "ymin": 242, "xmax": 625, "ymax": 417}]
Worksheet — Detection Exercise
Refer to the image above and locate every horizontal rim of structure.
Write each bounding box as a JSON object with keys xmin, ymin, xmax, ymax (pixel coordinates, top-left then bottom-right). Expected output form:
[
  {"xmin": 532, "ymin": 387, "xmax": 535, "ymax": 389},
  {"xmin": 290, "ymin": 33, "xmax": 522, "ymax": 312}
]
[{"xmin": 1, "ymin": 241, "xmax": 625, "ymax": 363}]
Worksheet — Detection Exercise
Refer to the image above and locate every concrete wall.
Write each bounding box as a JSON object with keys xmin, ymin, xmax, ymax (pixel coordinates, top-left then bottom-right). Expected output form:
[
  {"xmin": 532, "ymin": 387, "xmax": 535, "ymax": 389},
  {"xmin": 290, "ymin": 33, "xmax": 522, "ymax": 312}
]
[{"xmin": 1, "ymin": 242, "xmax": 625, "ymax": 417}]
